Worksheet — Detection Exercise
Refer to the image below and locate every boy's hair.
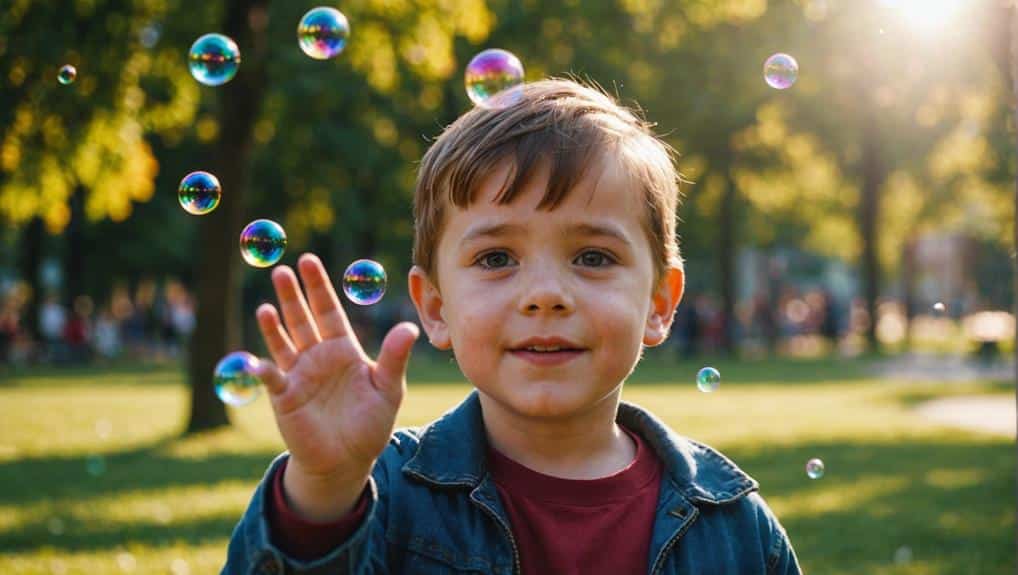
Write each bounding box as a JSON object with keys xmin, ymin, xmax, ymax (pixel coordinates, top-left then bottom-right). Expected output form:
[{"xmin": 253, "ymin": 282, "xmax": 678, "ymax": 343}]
[{"xmin": 413, "ymin": 77, "xmax": 683, "ymax": 291}]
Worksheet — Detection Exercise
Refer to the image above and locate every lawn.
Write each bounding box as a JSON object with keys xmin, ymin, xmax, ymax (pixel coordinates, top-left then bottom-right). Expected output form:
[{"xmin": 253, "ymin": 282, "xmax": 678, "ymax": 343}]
[{"xmin": 0, "ymin": 354, "xmax": 1013, "ymax": 574}]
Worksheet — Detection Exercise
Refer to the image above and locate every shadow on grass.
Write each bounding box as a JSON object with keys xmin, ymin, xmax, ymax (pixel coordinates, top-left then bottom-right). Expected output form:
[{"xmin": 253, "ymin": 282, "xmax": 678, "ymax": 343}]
[
  {"xmin": 0, "ymin": 361, "xmax": 185, "ymax": 387},
  {"xmin": 2, "ymin": 432, "xmax": 1013, "ymax": 573},
  {"xmin": 730, "ymin": 438, "xmax": 1015, "ymax": 574}
]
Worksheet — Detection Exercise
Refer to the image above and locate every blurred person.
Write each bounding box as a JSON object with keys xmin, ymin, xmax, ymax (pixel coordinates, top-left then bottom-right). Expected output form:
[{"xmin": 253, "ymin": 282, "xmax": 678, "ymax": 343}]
[
  {"xmin": 63, "ymin": 295, "xmax": 93, "ymax": 364},
  {"xmin": 93, "ymin": 306, "xmax": 121, "ymax": 360},
  {"xmin": 38, "ymin": 294, "xmax": 67, "ymax": 362}
]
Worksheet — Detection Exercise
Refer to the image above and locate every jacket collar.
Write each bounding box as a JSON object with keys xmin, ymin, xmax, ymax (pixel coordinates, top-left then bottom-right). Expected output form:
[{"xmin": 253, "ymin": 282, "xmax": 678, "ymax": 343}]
[{"xmin": 402, "ymin": 390, "xmax": 758, "ymax": 505}]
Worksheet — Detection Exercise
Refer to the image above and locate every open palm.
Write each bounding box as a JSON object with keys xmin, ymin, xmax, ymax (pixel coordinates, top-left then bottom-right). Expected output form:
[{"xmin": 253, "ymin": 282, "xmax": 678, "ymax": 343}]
[{"xmin": 254, "ymin": 253, "xmax": 420, "ymax": 479}]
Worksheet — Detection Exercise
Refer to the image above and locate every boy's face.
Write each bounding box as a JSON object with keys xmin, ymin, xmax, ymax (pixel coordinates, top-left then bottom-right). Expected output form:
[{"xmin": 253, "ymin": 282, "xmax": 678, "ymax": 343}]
[{"xmin": 409, "ymin": 154, "xmax": 684, "ymax": 420}]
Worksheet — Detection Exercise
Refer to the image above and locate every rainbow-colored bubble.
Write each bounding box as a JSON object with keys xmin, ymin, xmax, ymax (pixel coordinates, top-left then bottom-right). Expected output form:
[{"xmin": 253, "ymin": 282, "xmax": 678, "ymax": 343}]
[
  {"xmin": 298, "ymin": 7, "xmax": 350, "ymax": 60},
  {"xmin": 178, "ymin": 171, "xmax": 221, "ymax": 215},
  {"xmin": 464, "ymin": 48, "xmax": 525, "ymax": 108},
  {"xmin": 240, "ymin": 219, "xmax": 287, "ymax": 268},
  {"xmin": 696, "ymin": 366, "xmax": 721, "ymax": 392},
  {"xmin": 805, "ymin": 458, "xmax": 825, "ymax": 479},
  {"xmin": 342, "ymin": 259, "xmax": 387, "ymax": 305},
  {"xmin": 764, "ymin": 53, "xmax": 798, "ymax": 90},
  {"xmin": 213, "ymin": 351, "xmax": 262, "ymax": 406},
  {"xmin": 189, "ymin": 33, "xmax": 241, "ymax": 86},
  {"xmin": 58, "ymin": 65, "xmax": 77, "ymax": 85}
]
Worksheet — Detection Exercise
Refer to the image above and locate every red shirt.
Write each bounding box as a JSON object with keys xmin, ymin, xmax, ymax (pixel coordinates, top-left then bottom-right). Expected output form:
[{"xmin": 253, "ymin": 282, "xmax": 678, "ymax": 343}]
[{"xmin": 269, "ymin": 425, "xmax": 662, "ymax": 574}]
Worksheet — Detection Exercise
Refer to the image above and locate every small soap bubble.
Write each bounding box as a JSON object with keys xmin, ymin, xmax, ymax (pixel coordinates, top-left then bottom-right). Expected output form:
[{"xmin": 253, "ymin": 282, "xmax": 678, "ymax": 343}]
[
  {"xmin": 47, "ymin": 517, "xmax": 65, "ymax": 535},
  {"xmin": 932, "ymin": 301, "xmax": 946, "ymax": 313},
  {"xmin": 170, "ymin": 558, "xmax": 190, "ymax": 575},
  {"xmin": 764, "ymin": 53, "xmax": 798, "ymax": 90},
  {"xmin": 95, "ymin": 418, "xmax": 113, "ymax": 440},
  {"xmin": 189, "ymin": 33, "xmax": 241, "ymax": 86},
  {"xmin": 465, "ymin": 48, "xmax": 525, "ymax": 108},
  {"xmin": 298, "ymin": 7, "xmax": 350, "ymax": 60},
  {"xmin": 696, "ymin": 366, "xmax": 721, "ymax": 393},
  {"xmin": 116, "ymin": 551, "xmax": 137, "ymax": 572},
  {"xmin": 893, "ymin": 546, "xmax": 913, "ymax": 565},
  {"xmin": 153, "ymin": 503, "xmax": 172, "ymax": 524},
  {"xmin": 178, "ymin": 171, "xmax": 221, "ymax": 215},
  {"xmin": 342, "ymin": 259, "xmax": 387, "ymax": 305},
  {"xmin": 85, "ymin": 454, "xmax": 107, "ymax": 477},
  {"xmin": 240, "ymin": 219, "xmax": 287, "ymax": 268},
  {"xmin": 806, "ymin": 457, "xmax": 825, "ymax": 479},
  {"xmin": 213, "ymin": 351, "xmax": 262, "ymax": 406},
  {"xmin": 57, "ymin": 64, "xmax": 77, "ymax": 85},
  {"xmin": 139, "ymin": 22, "xmax": 161, "ymax": 48}
]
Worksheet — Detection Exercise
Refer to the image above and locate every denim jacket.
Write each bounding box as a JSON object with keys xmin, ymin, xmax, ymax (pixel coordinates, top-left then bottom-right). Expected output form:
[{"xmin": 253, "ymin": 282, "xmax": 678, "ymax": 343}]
[{"xmin": 223, "ymin": 390, "xmax": 802, "ymax": 575}]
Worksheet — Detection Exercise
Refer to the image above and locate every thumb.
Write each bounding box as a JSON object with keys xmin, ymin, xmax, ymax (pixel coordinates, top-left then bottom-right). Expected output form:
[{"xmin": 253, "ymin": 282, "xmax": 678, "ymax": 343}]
[{"xmin": 373, "ymin": 322, "xmax": 421, "ymax": 398}]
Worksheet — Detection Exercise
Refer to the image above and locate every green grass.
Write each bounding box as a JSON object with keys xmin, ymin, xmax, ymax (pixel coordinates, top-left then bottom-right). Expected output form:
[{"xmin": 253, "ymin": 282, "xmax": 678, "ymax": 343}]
[{"xmin": 0, "ymin": 355, "xmax": 1013, "ymax": 574}]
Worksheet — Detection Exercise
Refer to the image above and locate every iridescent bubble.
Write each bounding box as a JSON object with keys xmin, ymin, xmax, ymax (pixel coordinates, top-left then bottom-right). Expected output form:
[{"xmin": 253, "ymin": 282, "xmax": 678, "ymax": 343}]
[
  {"xmin": 213, "ymin": 351, "xmax": 262, "ymax": 406},
  {"xmin": 764, "ymin": 53, "xmax": 798, "ymax": 90},
  {"xmin": 806, "ymin": 457, "xmax": 825, "ymax": 479},
  {"xmin": 465, "ymin": 48, "xmax": 525, "ymax": 108},
  {"xmin": 933, "ymin": 302, "xmax": 946, "ymax": 313},
  {"xmin": 85, "ymin": 454, "xmax": 107, "ymax": 477},
  {"xmin": 342, "ymin": 259, "xmax": 387, "ymax": 305},
  {"xmin": 57, "ymin": 65, "xmax": 77, "ymax": 85},
  {"xmin": 696, "ymin": 366, "xmax": 721, "ymax": 393},
  {"xmin": 189, "ymin": 33, "xmax": 241, "ymax": 86},
  {"xmin": 178, "ymin": 171, "xmax": 221, "ymax": 215},
  {"xmin": 298, "ymin": 7, "xmax": 350, "ymax": 60},
  {"xmin": 240, "ymin": 219, "xmax": 287, "ymax": 268}
]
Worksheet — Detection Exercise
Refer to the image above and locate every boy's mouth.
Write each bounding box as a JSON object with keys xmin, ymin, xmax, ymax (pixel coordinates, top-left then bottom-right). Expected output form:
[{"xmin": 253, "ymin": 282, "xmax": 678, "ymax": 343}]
[{"xmin": 508, "ymin": 336, "xmax": 587, "ymax": 365}]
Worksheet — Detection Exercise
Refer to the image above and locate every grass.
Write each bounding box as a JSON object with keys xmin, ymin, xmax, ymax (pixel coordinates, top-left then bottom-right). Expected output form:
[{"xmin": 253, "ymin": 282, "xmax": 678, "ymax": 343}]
[{"xmin": 0, "ymin": 354, "xmax": 1013, "ymax": 574}]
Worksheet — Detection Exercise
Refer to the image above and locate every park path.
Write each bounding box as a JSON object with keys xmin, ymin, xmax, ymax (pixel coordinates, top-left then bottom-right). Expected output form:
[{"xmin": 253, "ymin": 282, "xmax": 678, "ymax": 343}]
[{"xmin": 869, "ymin": 353, "xmax": 1015, "ymax": 438}]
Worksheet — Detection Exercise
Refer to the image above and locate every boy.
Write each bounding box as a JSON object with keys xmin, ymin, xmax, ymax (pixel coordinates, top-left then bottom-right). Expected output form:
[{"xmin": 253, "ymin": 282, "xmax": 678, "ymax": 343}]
[{"xmin": 223, "ymin": 78, "xmax": 801, "ymax": 574}]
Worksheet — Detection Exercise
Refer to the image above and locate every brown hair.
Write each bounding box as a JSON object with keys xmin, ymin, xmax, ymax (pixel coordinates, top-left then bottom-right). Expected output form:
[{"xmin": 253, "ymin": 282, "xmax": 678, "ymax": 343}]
[{"xmin": 413, "ymin": 77, "xmax": 683, "ymax": 291}]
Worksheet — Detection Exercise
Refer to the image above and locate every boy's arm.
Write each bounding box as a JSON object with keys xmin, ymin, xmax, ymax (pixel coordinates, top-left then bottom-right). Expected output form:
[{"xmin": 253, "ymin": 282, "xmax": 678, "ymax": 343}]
[
  {"xmin": 766, "ymin": 525, "xmax": 802, "ymax": 575},
  {"xmin": 221, "ymin": 453, "xmax": 389, "ymax": 575}
]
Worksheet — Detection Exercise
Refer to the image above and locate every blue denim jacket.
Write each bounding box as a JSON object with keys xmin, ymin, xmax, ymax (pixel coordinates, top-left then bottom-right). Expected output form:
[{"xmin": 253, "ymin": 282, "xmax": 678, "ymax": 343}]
[{"xmin": 223, "ymin": 390, "xmax": 801, "ymax": 574}]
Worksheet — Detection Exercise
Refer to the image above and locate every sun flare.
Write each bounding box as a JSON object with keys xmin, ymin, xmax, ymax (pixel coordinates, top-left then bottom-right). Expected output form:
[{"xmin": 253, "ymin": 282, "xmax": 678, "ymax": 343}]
[{"xmin": 879, "ymin": 0, "xmax": 967, "ymax": 32}]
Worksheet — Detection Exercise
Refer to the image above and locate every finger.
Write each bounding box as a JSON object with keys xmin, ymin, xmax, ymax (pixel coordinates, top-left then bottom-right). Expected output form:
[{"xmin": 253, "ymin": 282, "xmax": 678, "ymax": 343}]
[
  {"xmin": 271, "ymin": 265, "xmax": 321, "ymax": 351},
  {"xmin": 256, "ymin": 303, "xmax": 298, "ymax": 370},
  {"xmin": 373, "ymin": 322, "xmax": 420, "ymax": 405},
  {"xmin": 253, "ymin": 357, "xmax": 287, "ymax": 396},
  {"xmin": 297, "ymin": 253, "xmax": 354, "ymax": 341}
]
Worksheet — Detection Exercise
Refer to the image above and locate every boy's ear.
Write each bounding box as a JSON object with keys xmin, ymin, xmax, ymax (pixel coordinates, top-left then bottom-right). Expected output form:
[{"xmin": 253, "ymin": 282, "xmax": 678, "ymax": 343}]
[
  {"xmin": 408, "ymin": 265, "xmax": 452, "ymax": 350},
  {"xmin": 643, "ymin": 266, "xmax": 685, "ymax": 347}
]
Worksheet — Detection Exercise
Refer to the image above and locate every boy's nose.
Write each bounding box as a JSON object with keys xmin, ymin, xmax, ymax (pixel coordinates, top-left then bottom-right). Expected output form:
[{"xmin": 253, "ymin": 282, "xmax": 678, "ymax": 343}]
[{"xmin": 518, "ymin": 271, "xmax": 575, "ymax": 315}]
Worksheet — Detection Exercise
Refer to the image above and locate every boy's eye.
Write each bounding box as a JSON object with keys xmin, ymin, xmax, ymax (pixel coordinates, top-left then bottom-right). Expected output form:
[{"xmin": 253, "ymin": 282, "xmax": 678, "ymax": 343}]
[{"xmin": 474, "ymin": 250, "xmax": 615, "ymax": 269}]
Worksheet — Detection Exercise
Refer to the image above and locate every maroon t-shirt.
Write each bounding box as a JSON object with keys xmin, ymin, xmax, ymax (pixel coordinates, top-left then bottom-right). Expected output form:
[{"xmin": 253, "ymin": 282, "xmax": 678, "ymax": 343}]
[{"xmin": 269, "ymin": 425, "xmax": 663, "ymax": 574}]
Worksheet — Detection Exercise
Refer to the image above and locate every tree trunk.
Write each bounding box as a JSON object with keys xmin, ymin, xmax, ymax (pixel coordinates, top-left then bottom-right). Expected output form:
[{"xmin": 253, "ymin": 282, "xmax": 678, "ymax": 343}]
[
  {"xmin": 16, "ymin": 217, "xmax": 44, "ymax": 342},
  {"xmin": 186, "ymin": 0, "xmax": 271, "ymax": 434},
  {"xmin": 719, "ymin": 167, "xmax": 737, "ymax": 355},
  {"xmin": 859, "ymin": 115, "xmax": 884, "ymax": 354},
  {"xmin": 63, "ymin": 186, "xmax": 86, "ymax": 309},
  {"xmin": 901, "ymin": 236, "xmax": 917, "ymax": 350}
]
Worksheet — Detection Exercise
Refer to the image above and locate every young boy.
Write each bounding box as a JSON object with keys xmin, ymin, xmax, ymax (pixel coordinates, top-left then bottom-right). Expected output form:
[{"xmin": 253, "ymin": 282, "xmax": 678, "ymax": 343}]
[{"xmin": 223, "ymin": 78, "xmax": 801, "ymax": 574}]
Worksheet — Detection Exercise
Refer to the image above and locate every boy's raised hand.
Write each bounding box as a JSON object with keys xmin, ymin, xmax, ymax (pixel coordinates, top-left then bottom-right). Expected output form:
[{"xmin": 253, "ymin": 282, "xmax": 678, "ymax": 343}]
[{"xmin": 253, "ymin": 253, "xmax": 420, "ymax": 518}]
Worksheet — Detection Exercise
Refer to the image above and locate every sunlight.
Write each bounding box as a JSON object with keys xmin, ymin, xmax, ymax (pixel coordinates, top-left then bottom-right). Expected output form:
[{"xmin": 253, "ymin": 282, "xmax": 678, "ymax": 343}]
[{"xmin": 879, "ymin": 0, "xmax": 968, "ymax": 32}]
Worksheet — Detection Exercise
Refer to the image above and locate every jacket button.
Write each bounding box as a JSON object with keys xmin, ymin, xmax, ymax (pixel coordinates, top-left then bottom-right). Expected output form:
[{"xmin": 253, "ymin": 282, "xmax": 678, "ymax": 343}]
[{"xmin": 253, "ymin": 551, "xmax": 284, "ymax": 575}]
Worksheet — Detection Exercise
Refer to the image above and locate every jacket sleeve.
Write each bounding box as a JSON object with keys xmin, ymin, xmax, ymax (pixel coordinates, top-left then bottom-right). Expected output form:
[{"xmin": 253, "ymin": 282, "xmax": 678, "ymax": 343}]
[
  {"xmin": 221, "ymin": 452, "xmax": 390, "ymax": 575},
  {"xmin": 750, "ymin": 493, "xmax": 802, "ymax": 575}
]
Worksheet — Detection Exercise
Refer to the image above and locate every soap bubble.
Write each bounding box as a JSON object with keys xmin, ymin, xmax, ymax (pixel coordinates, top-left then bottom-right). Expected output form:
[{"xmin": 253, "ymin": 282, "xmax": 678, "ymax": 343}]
[
  {"xmin": 116, "ymin": 551, "xmax": 137, "ymax": 572},
  {"xmin": 696, "ymin": 366, "xmax": 721, "ymax": 393},
  {"xmin": 933, "ymin": 301, "xmax": 946, "ymax": 313},
  {"xmin": 240, "ymin": 219, "xmax": 287, "ymax": 268},
  {"xmin": 178, "ymin": 171, "xmax": 221, "ymax": 215},
  {"xmin": 342, "ymin": 259, "xmax": 387, "ymax": 305},
  {"xmin": 465, "ymin": 48, "xmax": 525, "ymax": 108},
  {"xmin": 893, "ymin": 546, "xmax": 913, "ymax": 565},
  {"xmin": 213, "ymin": 351, "xmax": 262, "ymax": 406},
  {"xmin": 47, "ymin": 517, "xmax": 65, "ymax": 536},
  {"xmin": 764, "ymin": 53, "xmax": 798, "ymax": 90},
  {"xmin": 806, "ymin": 457, "xmax": 825, "ymax": 479},
  {"xmin": 57, "ymin": 65, "xmax": 77, "ymax": 85},
  {"xmin": 85, "ymin": 454, "xmax": 107, "ymax": 477},
  {"xmin": 189, "ymin": 33, "xmax": 241, "ymax": 86},
  {"xmin": 298, "ymin": 7, "xmax": 350, "ymax": 60}
]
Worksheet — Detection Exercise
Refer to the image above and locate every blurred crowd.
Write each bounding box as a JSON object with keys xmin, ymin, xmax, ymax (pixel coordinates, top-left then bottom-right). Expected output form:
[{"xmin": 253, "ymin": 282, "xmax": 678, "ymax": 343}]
[{"xmin": 0, "ymin": 279, "xmax": 196, "ymax": 366}]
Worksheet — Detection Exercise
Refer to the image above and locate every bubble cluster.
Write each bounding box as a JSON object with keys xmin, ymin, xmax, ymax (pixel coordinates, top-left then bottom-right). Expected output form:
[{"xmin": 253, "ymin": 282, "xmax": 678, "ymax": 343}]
[
  {"xmin": 189, "ymin": 33, "xmax": 241, "ymax": 86},
  {"xmin": 57, "ymin": 65, "xmax": 77, "ymax": 85},
  {"xmin": 806, "ymin": 457, "xmax": 825, "ymax": 479},
  {"xmin": 178, "ymin": 171, "xmax": 221, "ymax": 215},
  {"xmin": 764, "ymin": 53, "xmax": 798, "ymax": 90},
  {"xmin": 213, "ymin": 351, "xmax": 262, "ymax": 406},
  {"xmin": 298, "ymin": 7, "xmax": 350, "ymax": 60},
  {"xmin": 696, "ymin": 366, "xmax": 721, "ymax": 393},
  {"xmin": 240, "ymin": 219, "xmax": 287, "ymax": 268},
  {"xmin": 342, "ymin": 259, "xmax": 387, "ymax": 305},
  {"xmin": 465, "ymin": 48, "xmax": 525, "ymax": 108}
]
